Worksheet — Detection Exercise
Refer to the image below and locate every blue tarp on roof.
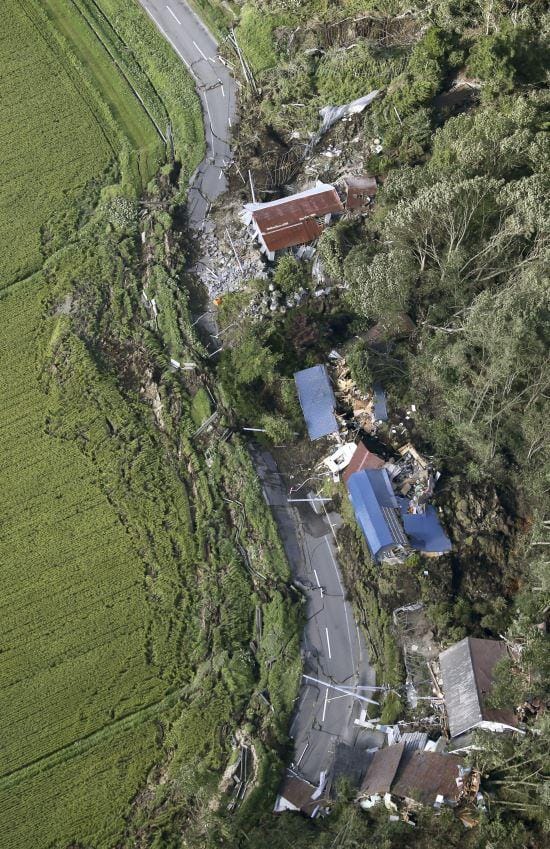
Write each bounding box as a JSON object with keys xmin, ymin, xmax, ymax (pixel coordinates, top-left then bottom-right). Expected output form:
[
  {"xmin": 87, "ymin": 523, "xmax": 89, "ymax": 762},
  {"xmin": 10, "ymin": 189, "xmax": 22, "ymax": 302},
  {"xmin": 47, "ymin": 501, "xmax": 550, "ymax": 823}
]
[
  {"xmin": 294, "ymin": 365, "xmax": 338, "ymax": 440},
  {"xmin": 373, "ymin": 383, "xmax": 388, "ymax": 422},
  {"xmin": 397, "ymin": 498, "xmax": 452, "ymax": 553},
  {"xmin": 346, "ymin": 469, "xmax": 403, "ymax": 560}
]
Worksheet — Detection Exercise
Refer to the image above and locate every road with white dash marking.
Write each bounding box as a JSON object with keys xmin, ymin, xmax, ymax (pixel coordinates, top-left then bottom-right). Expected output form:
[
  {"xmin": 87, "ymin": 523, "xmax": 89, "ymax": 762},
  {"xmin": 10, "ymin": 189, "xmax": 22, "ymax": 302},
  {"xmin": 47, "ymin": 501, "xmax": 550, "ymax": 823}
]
[
  {"xmin": 138, "ymin": 0, "xmax": 236, "ymax": 227},
  {"xmin": 250, "ymin": 446, "xmax": 383, "ymax": 786}
]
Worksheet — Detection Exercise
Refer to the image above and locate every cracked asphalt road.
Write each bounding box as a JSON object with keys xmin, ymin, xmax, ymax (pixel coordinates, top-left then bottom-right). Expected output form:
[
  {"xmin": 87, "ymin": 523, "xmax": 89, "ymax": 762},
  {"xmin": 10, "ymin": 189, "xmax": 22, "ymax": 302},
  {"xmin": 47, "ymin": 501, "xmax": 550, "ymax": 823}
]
[
  {"xmin": 251, "ymin": 446, "xmax": 383, "ymax": 785},
  {"xmin": 138, "ymin": 0, "xmax": 236, "ymax": 227}
]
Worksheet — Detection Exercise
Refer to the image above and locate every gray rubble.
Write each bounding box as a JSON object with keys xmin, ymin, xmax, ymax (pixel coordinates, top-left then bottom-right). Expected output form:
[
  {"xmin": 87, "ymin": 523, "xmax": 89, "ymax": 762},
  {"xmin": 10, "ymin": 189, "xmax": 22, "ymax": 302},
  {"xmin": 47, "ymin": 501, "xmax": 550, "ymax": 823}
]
[{"xmin": 192, "ymin": 217, "xmax": 268, "ymax": 298}]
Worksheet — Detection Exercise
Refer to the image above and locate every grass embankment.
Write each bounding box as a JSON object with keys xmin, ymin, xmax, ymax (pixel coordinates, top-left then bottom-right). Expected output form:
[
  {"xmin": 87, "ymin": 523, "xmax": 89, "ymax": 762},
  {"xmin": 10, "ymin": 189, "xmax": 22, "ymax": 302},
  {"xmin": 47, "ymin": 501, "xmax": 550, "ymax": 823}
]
[
  {"xmin": 42, "ymin": 0, "xmax": 166, "ymax": 186},
  {"xmin": 91, "ymin": 0, "xmax": 205, "ymax": 177}
]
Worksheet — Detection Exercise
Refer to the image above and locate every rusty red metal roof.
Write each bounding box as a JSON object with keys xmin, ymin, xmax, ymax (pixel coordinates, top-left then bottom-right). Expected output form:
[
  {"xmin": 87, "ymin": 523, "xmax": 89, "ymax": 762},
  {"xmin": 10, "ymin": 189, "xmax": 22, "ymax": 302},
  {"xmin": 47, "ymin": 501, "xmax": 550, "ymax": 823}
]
[
  {"xmin": 343, "ymin": 442, "xmax": 385, "ymax": 483},
  {"xmin": 251, "ymin": 185, "xmax": 343, "ymax": 251}
]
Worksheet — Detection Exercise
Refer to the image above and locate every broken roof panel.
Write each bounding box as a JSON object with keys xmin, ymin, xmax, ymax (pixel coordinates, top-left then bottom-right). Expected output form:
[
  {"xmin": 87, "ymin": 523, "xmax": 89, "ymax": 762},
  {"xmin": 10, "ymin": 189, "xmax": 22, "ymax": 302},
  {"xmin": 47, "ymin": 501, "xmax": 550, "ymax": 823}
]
[
  {"xmin": 294, "ymin": 364, "xmax": 338, "ymax": 440},
  {"xmin": 392, "ymin": 750, "xmax": 464, "ymax": 806},
  {"xmin": 360, "ymin": 743, "xmax": 405, "ymax": 797},
  {"xmin": 274, "ymin": 770, "xmax": 320, "ymax": 816},
  {"xmin": 243, "ymin": 183, "xmax": 344, "ymax": 253},
  {"xmin": 439, "ymin": 637, "xmax": 519, "ymax": 738},
  {"xmin": 342, "ymin": 442, "xmax": 385, "ymax": 484},
  {"xmin": 346, "ymin": 469, "xmax": 408, "ymax": 559},
  {"xmin": 373, "ymin": 384, "xmax": 388, "ymax": 421},
  {"xmin": 398, "ymin": 500, "xmax": 452, "ymax": 554}
]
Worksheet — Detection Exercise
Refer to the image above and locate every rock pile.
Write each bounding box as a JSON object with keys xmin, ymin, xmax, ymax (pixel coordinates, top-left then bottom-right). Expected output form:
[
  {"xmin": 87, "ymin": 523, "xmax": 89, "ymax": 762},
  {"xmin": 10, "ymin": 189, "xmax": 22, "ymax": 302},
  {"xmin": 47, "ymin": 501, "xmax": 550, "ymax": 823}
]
[{"xmin": 193, "ymin": 218, "xmax": 267, "ymax": 298}]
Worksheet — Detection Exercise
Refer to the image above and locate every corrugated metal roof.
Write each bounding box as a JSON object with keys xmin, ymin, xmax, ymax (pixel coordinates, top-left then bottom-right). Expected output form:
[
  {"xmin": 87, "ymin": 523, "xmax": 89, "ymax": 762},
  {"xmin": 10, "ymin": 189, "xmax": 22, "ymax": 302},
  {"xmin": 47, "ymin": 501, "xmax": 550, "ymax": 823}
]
[
  {"xmin": 398, "ymin": 500, "xmax": 452, "ymax": 554},
  {"xmin": 392, "ymin": 750, "xmax": 464, "ymax": 805},
  {"xmin": 439, "ymin": 637, "xmax": 518, "ymax": 738},
  {"xmin": 260, "ymin": 218, "xmax": 323, "ymax": 252},
  {"xmin": 400, "ymin": 731, "xmax": 429, "ymax": 752},
  {"xmin": 294, "ymin": 364, "xmax": 338, "ymax": 440},
  {"xmin": 360, "ymin": 744, "xmax": 405, "ymax": 796},
  {"xmin": 373, "ymin": 384, "xmax": 388, "ymax": 421},
  {"xmin": 342, "ymin": 442, "xmax": 385, "ymax": 483},
  {"xmin": 249, "ymin": 184, "xmax": 343, "ymax": 252},
  {"xmin": 346, "ymin": 469, "xmax": 408, "ymax": 560}
]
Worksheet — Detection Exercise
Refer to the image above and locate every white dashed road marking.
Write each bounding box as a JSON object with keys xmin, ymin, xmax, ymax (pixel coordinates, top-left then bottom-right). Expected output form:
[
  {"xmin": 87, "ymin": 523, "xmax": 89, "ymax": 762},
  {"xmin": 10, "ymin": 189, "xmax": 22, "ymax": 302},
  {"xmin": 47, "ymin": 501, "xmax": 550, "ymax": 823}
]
[
  {"xmin": 166, "ymin": 5, "xmax": 182, "ymax": 24},
  {"xmin": 325, "ymin": 627, "xmax": 332, "ymax": 660}
]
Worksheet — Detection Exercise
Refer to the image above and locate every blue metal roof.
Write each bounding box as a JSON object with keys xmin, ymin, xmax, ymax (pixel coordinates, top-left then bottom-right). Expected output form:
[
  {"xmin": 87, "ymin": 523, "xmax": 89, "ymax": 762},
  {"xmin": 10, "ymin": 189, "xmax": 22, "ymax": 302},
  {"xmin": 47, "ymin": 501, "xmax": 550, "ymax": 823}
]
[
  {"xmin": 346, "ymin": 469, "xmax": 406, "ymax": 560},
  {"xmin": 397, "ymin": 499, "xmax": 452, "ymax": 553},
  {"xmin": 373, "ymin": 383, "xmax": 388, "ymax": 422},
  {"xmin": 294, "ymin": 365, "xmax": 338, "ymax": 440}
]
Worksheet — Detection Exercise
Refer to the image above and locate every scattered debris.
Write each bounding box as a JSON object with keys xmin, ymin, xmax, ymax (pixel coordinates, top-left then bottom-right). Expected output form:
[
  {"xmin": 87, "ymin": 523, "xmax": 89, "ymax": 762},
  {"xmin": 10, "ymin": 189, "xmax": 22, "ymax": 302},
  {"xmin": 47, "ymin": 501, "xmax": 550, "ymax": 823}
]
[
  {"xmin": 308, "ymin": 90, "xmax": 381, "ymax": 152},
  {"xmin": 319, "ymin": 442, "xmax": 356, "ymax": 478},
  {"xmin": 386, "ymin": 443, "xmax": 437, "ymax": 514}
]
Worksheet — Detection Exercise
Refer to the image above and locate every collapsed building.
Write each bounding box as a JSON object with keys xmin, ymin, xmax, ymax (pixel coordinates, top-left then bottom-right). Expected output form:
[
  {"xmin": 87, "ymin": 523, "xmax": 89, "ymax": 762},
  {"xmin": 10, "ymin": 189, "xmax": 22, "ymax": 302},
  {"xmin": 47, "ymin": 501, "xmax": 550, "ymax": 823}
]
[
  {"xmin": 241, "ymin": 182, "xmax": 344, "ymax": 261},
  {"xmin": 344, "ymin": 442, "xmax": 451, "ymax": 564},
  {"xmin": 358, "ymin": 743, "xmax": 477, "ymax": 812},
  {"xmin": 274, "ymin": 769, "xmax": 328, "ymax": 818},
  {"xmin": 344, "ymin": 174, "xmax": 378, "ymax": 211},
  {"xmin": 439, "ymin": 637, "xmax": 520, "ymax": 742}
]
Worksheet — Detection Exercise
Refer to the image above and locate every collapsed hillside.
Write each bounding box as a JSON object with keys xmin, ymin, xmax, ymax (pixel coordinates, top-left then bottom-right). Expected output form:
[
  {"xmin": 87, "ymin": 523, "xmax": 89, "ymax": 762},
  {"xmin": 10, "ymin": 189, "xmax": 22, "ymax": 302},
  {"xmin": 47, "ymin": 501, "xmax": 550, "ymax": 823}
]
[{"xmin": 178, "ymin": 1, "xmax": 549, "ymax": 845}]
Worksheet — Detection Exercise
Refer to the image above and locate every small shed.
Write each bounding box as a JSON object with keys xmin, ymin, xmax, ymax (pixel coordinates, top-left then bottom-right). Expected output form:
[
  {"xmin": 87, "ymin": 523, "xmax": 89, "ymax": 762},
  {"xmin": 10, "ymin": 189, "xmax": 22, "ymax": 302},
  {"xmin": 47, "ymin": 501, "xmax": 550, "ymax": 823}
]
[
  {"xmin": 344, "ymin": 175, "xmax": 378, "ymax": 210},
  {"xmin": 294, "ymin": 364, "xmax": 339, "ymax": 440}
]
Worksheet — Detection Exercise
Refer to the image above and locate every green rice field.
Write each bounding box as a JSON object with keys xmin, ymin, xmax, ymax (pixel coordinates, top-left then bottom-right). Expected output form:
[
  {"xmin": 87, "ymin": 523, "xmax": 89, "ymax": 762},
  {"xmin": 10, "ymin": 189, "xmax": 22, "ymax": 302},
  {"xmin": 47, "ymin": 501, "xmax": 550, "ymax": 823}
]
[
  {"xmin": 0, "ymin": 275, "xmax": 170, "ymax": 847},
  {"xmin": 0, "ymin": 0, "xmax": 165, "ymax": 288},
  {"xmin": 0, "ymin": 2, "xmax": 200, "ymax": 845}
]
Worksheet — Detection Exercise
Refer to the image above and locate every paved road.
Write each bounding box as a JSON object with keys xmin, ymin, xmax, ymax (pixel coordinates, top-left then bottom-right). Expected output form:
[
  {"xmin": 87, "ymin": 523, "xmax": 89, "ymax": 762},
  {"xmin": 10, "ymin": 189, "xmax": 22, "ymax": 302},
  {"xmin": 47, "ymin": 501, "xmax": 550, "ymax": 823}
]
[
  {"xmin": 138, "ymin": 0, "xmax": 236, "ymax": 227},
  {"xmin": 251, "ymin": 447, "xmax": 382, "ymax": 786}
]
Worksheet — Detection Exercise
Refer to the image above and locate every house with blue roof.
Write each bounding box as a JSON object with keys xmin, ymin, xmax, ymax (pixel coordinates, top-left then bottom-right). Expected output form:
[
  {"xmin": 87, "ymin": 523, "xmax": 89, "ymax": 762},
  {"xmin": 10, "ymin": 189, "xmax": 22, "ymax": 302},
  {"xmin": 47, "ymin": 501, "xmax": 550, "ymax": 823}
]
[
  {"xmin": 346, "ymin": 469, "xmax": 451, "ymax": 564},
  {"xmin": 346, "ymin": 469, "xmax": 410, "ymax": 564},
  {"xmin": 294, "ymin": 365, "xmax": 339, "ymax": 440}
]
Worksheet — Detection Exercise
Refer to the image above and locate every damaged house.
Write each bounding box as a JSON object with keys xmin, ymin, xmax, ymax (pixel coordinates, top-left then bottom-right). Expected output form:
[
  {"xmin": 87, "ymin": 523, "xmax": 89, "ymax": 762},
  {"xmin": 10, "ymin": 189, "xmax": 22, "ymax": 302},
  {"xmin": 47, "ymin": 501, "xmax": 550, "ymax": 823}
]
[
  {"xmin": 346, "ymin": 465, "xmax": 451, "ymax": 564},
  {"xmin": 274, "ymin": 769, "xmax": 328, "ymax": 818},
  {"xmin": 241, "ymin": 182, "xmax": 344, "ymax": 261},
  {"xmin": 439, "ymin": 637, "xmax": 520, "ymax": 741},
  {"xmin": 347, "ymin": 468, "xmax": 411, "ymax": 564},
  {"xmin": 358, "ymin": 743, "xmax": 474, "ymax": 812}
]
